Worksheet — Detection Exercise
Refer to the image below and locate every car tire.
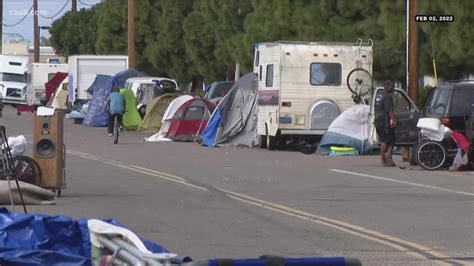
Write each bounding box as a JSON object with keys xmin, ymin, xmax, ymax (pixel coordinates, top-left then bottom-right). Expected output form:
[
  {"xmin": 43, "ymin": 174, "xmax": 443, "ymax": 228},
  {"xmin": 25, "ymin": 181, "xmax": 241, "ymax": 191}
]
[
  {"xmin": 259, "ymin": 135, "xmax": 267, "ymax": 148},
  {"xmin": 409, "ymin": 144, "xmax": 418, "ymax": 166},
  {"xmin": 267, "ymin": 133, "xmax": 276, "ymax": 150}
]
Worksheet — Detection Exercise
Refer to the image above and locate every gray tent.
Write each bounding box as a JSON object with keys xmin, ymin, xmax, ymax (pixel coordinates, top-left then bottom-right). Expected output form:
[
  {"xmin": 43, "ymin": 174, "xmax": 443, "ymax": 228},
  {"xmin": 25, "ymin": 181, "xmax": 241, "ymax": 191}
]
[{"xmin": 201, "ymin": 73, "xmax": 258, "ymax": 147}]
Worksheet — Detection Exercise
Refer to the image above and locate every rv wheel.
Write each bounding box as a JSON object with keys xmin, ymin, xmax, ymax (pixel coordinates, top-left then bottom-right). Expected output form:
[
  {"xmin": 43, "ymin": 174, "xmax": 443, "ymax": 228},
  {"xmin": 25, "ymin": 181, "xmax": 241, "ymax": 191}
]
[
  {"xmin": 267, "ymin": 134, "xmax": 276, "ymax": 150},
  {"xmin": 259, "ymin": 135, "xmax": 267, "ymax": 148}
]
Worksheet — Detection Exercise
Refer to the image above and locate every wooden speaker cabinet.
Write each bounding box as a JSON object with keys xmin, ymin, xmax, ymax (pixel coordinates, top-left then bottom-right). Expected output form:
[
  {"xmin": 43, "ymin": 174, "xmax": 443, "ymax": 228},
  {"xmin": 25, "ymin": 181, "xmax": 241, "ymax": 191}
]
[{"xmin": 33, "ymin": 110, "xmax": 65, "ymax": 190}]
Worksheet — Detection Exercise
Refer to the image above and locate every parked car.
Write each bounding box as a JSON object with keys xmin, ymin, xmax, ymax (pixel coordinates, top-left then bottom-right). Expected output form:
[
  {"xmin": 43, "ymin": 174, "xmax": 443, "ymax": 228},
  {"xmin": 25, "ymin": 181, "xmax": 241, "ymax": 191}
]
[
  {"xmin": 422, "ymin": 81, "xmax": 474, "ymax": 134},
  {"xmin": 204, "ymin": 81, "xmax": 234, "ymax": 104}
]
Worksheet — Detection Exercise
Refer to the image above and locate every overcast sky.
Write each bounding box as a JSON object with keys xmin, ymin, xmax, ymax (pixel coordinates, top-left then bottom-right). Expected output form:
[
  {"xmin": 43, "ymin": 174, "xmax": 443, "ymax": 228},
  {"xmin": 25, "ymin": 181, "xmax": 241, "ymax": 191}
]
[{"xmin": 2, "ymin": 0, "xmax": 101, "ymax": 44}]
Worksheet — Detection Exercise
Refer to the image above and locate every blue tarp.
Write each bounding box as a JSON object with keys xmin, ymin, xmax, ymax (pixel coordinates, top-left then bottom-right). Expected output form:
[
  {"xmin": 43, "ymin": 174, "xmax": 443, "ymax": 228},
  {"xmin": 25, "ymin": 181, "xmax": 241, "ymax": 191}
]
[
  {"xmin": 83, "ymin": 69, "xmax": 148, "ymax": 127},
  {"xmin": 201, "ymin": 108, "xmax": 222, "ymax": 147},
  {"xmin": 0, "ymin": 208, "xmax": 169, "ymax": 265}
]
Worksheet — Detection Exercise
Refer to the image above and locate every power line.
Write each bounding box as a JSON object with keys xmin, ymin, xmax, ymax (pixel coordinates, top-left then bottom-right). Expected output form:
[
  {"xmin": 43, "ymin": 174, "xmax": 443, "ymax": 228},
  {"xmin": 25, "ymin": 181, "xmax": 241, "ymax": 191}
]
[
  {"xmin": 39, "ymin": 0, "xmax": 70, "ymax": 19},
  {"xmin": 2, "ymin": 4, "xmax": 34, "ymax": 27},
  {"xmin": 78, "ymin": 0, "xmax": 97, "ymax": 7}
]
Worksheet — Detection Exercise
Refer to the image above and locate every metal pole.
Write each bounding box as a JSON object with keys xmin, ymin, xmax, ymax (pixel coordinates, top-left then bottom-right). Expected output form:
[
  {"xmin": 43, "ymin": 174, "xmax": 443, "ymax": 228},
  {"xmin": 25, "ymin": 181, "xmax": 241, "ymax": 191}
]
[
  {"xmin": 234, "ymin": 62, "xmax": 240, "ymax": 81},
  {"xmin": 33, "ymin": 0, "xmax": 39, "ymax": 62},
  {"xmin": 97, "ymin": 236, "xmax": 142, "ymax": 265},
  {"xmin": 408, "ymin": 0, "xmax": 419, "ymax": 106},
  {"xmin": 128, "ymin": 0, "xmax": 135, "ymax": 68},
  {"xmin": 0, "ymin": 0, "xmax": 3, "ymax": 53}
]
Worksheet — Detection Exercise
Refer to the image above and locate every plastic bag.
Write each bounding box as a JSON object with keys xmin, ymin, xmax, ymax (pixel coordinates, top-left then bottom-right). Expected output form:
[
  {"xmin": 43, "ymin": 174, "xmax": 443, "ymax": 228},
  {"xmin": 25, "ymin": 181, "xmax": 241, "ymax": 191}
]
[{"xmin": 7, "ymin": 135, "xmax": 27, "ymax": 156}]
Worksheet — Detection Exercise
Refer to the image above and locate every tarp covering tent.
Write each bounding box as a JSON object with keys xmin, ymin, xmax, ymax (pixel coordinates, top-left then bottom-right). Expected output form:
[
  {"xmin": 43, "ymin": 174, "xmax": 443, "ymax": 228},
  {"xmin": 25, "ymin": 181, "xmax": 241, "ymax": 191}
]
[
  {"xmin": 316, "ymin": 105, "xmax": 377, "ymax": 155},
  {"xmin": 83, "ymin": 69, "xmax": 148, "ymax": 127},
  {"xmin": 165, "ymin": 98, "xmax": 215, "ymax": 142},
  {"xmin": 138, "ymin": 94, "xmax": 178, "ymax": 133},
  {"xmin": 81, "ymin": 75, "xmax": 113, "ymax": 126},
  {"xmin": 202, "ymin": 73, "xmax": 258, "ymax": 147},
  {"xmin": 0, "ymin": 208, "xmax": 169, "ymax": 265},
  {"xmin": 145, "ymin": 95, "xmax": 193, "ymax": 142},
  {"xmin": 120, "ymin": 88, "xmax": 142, "ymax": 130}
]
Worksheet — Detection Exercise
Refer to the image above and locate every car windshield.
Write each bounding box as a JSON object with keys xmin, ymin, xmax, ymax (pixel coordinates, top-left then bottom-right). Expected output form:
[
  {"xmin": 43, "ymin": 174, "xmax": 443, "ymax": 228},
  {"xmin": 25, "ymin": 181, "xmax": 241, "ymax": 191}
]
[
  {"xmin": 208, "ymin": 82, "xmax": 234, "ymax": 99},
  {"xmin": 0, "ymin": 72, "xmax": 27, "ymax": 83}
]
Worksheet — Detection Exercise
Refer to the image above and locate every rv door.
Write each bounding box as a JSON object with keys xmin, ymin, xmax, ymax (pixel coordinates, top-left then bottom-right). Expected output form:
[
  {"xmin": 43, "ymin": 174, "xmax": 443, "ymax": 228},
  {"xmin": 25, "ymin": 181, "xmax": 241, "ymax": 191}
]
[{"xmin": 369, "ymin": 87, "xmax": 420, "ymax": 146}]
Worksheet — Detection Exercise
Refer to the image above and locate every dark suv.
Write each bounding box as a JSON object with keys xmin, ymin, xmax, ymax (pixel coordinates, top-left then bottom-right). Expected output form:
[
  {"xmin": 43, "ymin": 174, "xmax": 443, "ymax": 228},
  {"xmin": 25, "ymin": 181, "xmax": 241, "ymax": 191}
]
[{"xmin": 422, "ymin": 81, "xmax": 474, "ymax": 134}]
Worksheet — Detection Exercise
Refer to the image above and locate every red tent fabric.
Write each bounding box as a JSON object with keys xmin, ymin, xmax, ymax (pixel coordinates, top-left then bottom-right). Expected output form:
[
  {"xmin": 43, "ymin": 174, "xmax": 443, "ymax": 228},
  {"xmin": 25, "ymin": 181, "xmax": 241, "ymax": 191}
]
[
  {"xmin": 166, "ymin": 98, "xmax": 215, "ymax": 142},
  {"xmin": 45, "ymin": 72, "xmax": 68, "ymax": 98}
]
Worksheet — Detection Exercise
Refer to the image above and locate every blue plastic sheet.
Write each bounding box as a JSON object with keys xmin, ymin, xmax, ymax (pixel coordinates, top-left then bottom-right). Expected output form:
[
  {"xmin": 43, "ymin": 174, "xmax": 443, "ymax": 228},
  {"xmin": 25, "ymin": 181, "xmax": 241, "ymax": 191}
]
[
  {"xmin": 0, "ymin": 208, "xmax": 169, "ymax": 265},
  {"xmin": 201, "ymin": 108, "xmax": 222, "ymax": 147}
]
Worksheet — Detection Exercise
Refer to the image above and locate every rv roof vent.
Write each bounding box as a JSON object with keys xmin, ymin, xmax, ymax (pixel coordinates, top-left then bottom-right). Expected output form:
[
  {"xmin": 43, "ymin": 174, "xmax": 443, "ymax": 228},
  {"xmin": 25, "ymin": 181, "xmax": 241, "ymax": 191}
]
[
  {"xmin": 9, "ymin": 62, "xmax": 22, "ymax": 66},
  {"xmin": 285, "ymin": 52, "xmax": 291, "ymax": 55},
  {"xmin": 334, "ymin": 54, "xmax": 338, "ymax": 57},
  {"xmin": 323, "ymin": 54, "xmax": 328, "ymax": 57},
  {"xmin": 313, "ymin": 53, "xmax": 318, "ymax": 57}
]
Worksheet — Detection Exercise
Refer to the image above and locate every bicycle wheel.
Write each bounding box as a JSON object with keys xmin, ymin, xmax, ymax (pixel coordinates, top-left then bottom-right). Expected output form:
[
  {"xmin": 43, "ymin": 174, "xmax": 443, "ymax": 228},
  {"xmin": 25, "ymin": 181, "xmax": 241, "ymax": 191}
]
[
  {"xmin": 347, "ymin": 68, "xmax": 373, "ymax": 97},
  {"xmin": 13, "ymin": 155, "xmax": 42, "ymax": 186},
  {"xmin": 416, "ymin": 141, "xmax": 447, "ymax": 170},
  {"xmin": 113, "ymin": 118, "xmax": 119, "ymax": 144}
]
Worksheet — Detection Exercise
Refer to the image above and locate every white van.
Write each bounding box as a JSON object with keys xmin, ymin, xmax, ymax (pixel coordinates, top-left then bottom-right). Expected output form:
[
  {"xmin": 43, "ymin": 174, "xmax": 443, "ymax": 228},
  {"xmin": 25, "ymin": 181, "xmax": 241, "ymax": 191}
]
[
  {"xmin": 0, "ymin": 54, "xmax": 30, "ymax": 105},
  {"xmin": 27, "ymin": 63, "xmax": 68, "ymax": 106},
  {"xmin": 254, "ymin": 40, "xmax": 373, "ymax": 149}
]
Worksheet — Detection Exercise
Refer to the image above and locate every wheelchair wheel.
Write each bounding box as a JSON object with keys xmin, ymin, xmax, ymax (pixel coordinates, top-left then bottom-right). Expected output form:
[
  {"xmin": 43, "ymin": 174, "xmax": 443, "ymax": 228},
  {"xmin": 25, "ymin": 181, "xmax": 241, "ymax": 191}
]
[
  {"xmin": 13, "ymin": 155, "xmax": 42, "ymax": 186},
  {"xmin": 416, "ymin": 141, "xmax": 447, "ymax": 170}
]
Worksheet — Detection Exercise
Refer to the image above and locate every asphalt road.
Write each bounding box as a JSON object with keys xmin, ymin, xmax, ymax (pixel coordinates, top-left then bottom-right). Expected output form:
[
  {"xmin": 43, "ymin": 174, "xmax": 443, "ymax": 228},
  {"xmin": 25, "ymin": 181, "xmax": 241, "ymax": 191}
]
[{"xmin": 1, "ymin": 107, "xmax": 473, "ymax": 265}]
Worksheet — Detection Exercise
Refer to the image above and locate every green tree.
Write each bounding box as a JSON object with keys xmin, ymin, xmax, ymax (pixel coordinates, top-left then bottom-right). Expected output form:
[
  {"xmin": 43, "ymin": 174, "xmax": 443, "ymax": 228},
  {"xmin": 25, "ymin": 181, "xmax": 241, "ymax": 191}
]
[{"xmin": 49, "ymin": 7, "xmax": 100, "ymax": 57}]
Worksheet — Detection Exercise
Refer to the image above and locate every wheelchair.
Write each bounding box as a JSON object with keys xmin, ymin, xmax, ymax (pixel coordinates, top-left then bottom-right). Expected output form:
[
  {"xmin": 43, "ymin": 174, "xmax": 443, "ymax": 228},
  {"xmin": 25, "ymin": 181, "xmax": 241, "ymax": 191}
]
[{"xmin": 416, "ymin": 105, "xmax": 474, "ymax": 170}]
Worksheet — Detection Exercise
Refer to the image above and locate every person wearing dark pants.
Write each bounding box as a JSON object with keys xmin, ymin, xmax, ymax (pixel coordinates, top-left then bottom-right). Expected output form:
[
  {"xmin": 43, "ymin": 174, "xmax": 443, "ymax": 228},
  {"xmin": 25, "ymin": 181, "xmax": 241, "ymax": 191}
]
[
  {"xmin": 374, "ymin": 80, "xmax": 397, "ymax": 166},
  {"xmin": 103, "ymin": 87, "xmax": 126, "ymax": 136}
]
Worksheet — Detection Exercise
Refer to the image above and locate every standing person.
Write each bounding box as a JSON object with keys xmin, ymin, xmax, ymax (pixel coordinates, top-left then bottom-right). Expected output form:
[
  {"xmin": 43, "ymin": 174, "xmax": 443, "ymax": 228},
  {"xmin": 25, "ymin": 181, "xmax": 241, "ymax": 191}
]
[
  {"xmin": 374, "ymin": 80, "xmax": 397, "ymax": 166},
  {"xmin": 104, "ymin": 87, "xmax": 125, "ymax": 136}
]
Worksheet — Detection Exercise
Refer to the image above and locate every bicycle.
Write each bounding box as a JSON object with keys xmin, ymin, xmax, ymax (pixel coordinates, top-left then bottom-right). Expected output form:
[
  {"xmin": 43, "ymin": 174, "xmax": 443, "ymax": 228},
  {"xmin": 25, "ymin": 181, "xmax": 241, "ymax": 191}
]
[
  {"xmin": 346, "ymin": 68, "xmax": 373, "ymax": 105},
  {"xmin": 113, "ymin": 115, "xmax": 119, "ymax": 144}
]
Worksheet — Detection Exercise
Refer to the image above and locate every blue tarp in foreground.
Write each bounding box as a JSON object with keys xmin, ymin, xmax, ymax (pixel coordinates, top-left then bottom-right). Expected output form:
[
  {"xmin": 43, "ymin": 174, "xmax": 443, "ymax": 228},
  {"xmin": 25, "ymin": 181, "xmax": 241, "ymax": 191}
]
[{"xmin": 0, "ymin": 208, "xmax": 168, "ymax": 265}]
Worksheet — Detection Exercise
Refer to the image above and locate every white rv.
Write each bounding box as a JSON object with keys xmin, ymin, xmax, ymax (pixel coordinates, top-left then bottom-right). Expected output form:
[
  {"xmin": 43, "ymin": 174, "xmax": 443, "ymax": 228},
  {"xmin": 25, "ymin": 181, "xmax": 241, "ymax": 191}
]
[
  {"xmin": 0, "ymin": 54, "xmax": 30, "ymax": 105},
  {"xmin": 27, "ymin": 63, "xmax": 68, "ymax": 106},
  {"xmin": 254, "ymin": 40, "xmax": 373, "ymax": 149},
  {"xmin": 68, "ymin": 55, "xmax": 128, "ymax": 102}
]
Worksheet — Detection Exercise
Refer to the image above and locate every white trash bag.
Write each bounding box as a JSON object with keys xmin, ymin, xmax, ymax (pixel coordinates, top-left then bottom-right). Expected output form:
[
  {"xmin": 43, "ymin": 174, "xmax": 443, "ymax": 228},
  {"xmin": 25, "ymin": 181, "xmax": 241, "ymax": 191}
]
[{"xmin": 7, "ymin": 135, "xmax": 27, "ymax": 156}]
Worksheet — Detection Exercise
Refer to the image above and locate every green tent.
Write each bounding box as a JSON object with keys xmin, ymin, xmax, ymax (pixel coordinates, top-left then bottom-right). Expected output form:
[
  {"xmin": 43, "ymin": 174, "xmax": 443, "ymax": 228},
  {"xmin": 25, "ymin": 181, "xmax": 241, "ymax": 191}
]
[
  {"xmin": 138, "ymin": 94, "xmax": 178, "ymax": 133},
  {"xmin": 120, "ymin": 88, "xmax": 142, "ymax": 130}
]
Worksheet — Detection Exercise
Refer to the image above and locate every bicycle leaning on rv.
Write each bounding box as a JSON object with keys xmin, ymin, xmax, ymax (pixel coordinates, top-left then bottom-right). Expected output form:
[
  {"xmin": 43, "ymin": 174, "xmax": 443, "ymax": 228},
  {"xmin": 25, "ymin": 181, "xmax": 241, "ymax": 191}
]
[{"xmin": 254, "ymin": 39, "xmax": 373, "ymax": 150}]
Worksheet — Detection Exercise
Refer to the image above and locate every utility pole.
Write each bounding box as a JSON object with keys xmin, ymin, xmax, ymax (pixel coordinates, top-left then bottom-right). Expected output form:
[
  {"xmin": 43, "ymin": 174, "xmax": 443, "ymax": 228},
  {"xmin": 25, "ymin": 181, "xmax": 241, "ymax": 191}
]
[
  {"xmin": 0, "ymin": 0, "xmax": 3, "ymax": 54},
  {"xmin": 72, "ymin": 0, "xmax": 77, "ymax": 12},
  {"xmin": 127, "ymin": 0, "xmax": 135, "ymax": 68},
  {"xmin": 408, "ymin": 0, "xmax": 419, "ymax": 106},
  {"xmin": 33, "ymin": 0, "xmax": 39, "ymax": 62}
]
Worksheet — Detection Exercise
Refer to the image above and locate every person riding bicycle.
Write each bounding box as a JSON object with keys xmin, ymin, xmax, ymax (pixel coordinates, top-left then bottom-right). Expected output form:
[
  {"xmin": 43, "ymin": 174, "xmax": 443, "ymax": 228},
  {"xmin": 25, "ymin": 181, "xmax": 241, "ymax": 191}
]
[{"xmin": 104, "ymin": 86, "xmax": 125, "ymax": 137}]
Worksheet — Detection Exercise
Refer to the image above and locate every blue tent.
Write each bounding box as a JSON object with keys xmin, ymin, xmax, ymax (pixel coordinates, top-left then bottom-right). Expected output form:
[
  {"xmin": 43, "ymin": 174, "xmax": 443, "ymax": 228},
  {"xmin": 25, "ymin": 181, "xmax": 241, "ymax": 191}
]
[
  {"xmin": 201, "ymin": 108, "xmax": 222, "ymax": 147},
  {"xmin": 83, "ymin": 69, "xmax": 148, "ymax": 127}
]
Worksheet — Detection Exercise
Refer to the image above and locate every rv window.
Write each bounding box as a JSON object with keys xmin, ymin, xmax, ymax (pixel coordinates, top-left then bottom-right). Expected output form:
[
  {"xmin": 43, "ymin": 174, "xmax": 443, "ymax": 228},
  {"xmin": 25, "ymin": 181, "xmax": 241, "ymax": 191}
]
[
  {"xmin": 310, "ymin": 63, "xmax": 341, "ymax": 86},
  {"xmin": 255, "ymin": 51, "xmax": 259, "ymax": 67},
  {"xmin": 259, "ymin": 66, "xmax": 262, "ymax": 81},
  {"xmin": 266, "ymin": 64, "xmax": 274, "ymax": 87}
]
